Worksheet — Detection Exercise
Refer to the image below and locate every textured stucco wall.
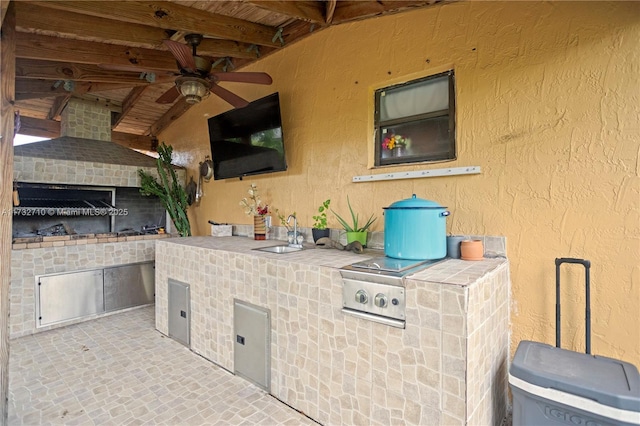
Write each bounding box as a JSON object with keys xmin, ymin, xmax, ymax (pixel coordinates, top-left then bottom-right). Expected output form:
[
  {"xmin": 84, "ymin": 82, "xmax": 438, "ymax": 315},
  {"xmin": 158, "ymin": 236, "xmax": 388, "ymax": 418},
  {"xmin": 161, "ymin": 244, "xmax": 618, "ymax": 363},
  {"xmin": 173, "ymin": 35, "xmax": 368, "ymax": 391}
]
[{"xmin": 159, "ymin": 2, "xmax": 640, "ymax": 365}]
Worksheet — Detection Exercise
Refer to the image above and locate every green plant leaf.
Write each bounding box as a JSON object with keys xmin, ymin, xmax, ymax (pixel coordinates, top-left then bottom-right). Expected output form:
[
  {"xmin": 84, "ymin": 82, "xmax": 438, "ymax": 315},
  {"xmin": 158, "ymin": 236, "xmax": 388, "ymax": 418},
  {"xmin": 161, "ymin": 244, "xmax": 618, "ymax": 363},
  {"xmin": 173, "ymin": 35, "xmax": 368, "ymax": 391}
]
[
  {"xmin": 139, "ymin": 143, "xmax": 191, "ymax": 237},
  {"xmin": 312, "ymin": 199, "xmax": 330, "ymax": 229},
  {"xmin": 332, "ymin": 196, "xmax": 375, "ymax": 232}
]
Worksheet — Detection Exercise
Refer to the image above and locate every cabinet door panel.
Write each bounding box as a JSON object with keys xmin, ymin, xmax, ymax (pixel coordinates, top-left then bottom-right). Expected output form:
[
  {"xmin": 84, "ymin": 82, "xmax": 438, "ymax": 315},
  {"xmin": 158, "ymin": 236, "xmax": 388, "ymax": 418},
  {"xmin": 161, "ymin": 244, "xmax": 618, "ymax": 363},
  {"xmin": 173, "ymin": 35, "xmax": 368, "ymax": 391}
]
[
  {"xmin": 234, "ymin": 299, "xmax": 270, "ymax": 391},
  {"xmin": 104, "ymin": 262, "xmax": 154, "ymax": 312},
  {"xmin": 38, "ymin": 269, "xmax": 104, "ymax": 327}
]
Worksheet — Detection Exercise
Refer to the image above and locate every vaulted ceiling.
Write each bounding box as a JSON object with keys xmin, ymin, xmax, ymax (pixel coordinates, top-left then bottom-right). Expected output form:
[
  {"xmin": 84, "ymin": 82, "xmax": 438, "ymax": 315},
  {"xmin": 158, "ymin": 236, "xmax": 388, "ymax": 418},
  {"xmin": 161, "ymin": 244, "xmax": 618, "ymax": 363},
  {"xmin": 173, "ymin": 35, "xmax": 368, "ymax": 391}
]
[{"xmin": 7, "ymin": 1, "xmax": 446, "ymax": 151}]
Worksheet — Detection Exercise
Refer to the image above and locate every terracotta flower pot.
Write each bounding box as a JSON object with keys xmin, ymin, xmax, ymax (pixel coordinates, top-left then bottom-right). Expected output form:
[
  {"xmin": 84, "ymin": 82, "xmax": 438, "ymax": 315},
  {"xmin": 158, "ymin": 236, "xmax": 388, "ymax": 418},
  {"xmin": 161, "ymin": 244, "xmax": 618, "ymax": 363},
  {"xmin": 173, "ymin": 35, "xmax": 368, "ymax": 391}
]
[{"xmin": 460, "ymin": 239, "xmax": 483, "ymax": 261}]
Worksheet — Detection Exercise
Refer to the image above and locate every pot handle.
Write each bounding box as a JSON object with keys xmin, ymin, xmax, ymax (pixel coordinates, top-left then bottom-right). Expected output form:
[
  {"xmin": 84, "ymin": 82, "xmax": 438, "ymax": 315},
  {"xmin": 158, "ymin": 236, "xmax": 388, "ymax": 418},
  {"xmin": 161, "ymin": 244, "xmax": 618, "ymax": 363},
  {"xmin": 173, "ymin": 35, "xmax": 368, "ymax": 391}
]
[{"xmin": 440, "ymin": 211, "xmax": 451, "ymax": 217}]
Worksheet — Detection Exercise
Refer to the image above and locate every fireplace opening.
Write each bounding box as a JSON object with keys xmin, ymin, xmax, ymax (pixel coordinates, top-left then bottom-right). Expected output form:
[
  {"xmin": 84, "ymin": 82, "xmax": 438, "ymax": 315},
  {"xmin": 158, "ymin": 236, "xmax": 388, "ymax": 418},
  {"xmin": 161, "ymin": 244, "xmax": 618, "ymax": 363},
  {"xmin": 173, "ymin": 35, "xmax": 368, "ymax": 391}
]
[{"xmin": 13, "ymin": 182, "xmax": 166, "ymax": 239}]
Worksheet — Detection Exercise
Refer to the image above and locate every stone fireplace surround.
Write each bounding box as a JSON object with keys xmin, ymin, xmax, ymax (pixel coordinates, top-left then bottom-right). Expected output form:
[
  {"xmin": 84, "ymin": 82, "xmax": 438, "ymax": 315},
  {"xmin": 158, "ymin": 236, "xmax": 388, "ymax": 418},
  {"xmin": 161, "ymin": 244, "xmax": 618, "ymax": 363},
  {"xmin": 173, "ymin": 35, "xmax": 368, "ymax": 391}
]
[
  {"xmin": 10, "ymin": 144, "xmax": 185, "ymax": 336},
  {"xmin": 10, "ymin": 99, "xmax": 186, "ymax": 336}
]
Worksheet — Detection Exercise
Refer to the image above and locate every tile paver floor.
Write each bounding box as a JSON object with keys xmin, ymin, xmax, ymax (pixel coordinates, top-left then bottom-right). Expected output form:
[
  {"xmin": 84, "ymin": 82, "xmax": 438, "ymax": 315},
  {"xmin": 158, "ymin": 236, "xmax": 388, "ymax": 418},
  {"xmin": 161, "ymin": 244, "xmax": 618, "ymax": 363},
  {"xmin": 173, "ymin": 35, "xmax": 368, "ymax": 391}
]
[{"xmin": 8, "ymin": 306, "xmax": 316, "ymax": 425}]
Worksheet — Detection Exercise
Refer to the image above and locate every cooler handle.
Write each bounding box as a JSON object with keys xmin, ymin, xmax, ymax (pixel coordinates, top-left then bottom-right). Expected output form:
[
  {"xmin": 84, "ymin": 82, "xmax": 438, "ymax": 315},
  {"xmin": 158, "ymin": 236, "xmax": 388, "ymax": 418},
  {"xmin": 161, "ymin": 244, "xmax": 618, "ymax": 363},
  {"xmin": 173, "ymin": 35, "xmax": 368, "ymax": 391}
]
[{"xmin": 555, "ymin": 257, "xmax": 591, "ymax": 354}]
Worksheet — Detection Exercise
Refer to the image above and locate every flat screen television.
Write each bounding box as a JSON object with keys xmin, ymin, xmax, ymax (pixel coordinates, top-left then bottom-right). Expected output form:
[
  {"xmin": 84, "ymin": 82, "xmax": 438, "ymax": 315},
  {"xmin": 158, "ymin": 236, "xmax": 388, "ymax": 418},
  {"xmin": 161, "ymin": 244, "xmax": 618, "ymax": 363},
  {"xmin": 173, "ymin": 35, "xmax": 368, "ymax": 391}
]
[{"xmin": 207, "ymin": 92, "xmax": 287, "ymax": 180}]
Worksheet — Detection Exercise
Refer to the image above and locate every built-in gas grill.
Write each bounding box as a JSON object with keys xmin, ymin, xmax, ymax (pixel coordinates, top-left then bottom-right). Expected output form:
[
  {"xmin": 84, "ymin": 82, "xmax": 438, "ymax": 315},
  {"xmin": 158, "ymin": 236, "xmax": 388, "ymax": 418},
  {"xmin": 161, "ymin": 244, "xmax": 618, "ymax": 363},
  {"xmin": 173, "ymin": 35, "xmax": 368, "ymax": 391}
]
[{"xmin": 340, "ymin": 257, "xmax": 443, "ymax": 328}]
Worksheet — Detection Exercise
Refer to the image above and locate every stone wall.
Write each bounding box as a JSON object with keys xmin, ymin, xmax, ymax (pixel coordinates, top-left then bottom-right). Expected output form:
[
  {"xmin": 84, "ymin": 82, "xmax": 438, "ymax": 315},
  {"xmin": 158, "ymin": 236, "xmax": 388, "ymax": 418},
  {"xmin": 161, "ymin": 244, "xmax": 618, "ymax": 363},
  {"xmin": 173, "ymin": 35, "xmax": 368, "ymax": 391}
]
[
  {"xmin": 155, "ymin": 237, "xmax": 510, "ymax": 425},
  {"xmin": 10, "ymin": 238, "xmax": 163, "ymax": 338},
  {"xmin": 60, "ymin": 98, "xmax": 111, "ymax": 141},
  {"xmin": 14, "ymin": 155, "xmax": 157, "ymax": 187}
]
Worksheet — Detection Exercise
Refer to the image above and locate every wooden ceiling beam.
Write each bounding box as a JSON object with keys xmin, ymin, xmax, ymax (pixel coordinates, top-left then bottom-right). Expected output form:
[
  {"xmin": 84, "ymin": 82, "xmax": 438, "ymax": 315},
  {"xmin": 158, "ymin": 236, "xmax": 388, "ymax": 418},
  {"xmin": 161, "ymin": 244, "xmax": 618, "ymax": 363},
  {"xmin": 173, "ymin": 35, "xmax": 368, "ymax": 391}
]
[
  {"xmin": 16, "ymin": 116, "xmax": 60, "ymax": 139},
  {"xmin": 149, "ymin": 97, "xmax": 191, "ymax": 137},
  {"xmin": 72, "ymin": 95, "xmax": 123, "ymax": 113},
  {"xmin": 281, "ymin": 20, "xmax": 323, "ymax": 46},
  {"xmin": 245, "ymin": 1, "xmax": 326, "ymax": 24},
  {"xmin": 16, "ymin": 79, "xmax": 70, "ymax": 101},
  {"xmin": 48, "ymin": 95, "xmax": 71, "ymax": 121},
  {"xmin": 16, "ymin": 58, "xmax": 174, "ymax": 85},
  {"xmin": 15, "ymin": 2, "xmax": 169, "ymax": 49},
  {"xmin": 1, "ymin": 0, "xmax": 8, "ymax": 30},
  {"xmin": 18, "ymin": 115, "xmax": 155, "ymax": 151},
  {"xmin": 331, "ymin": 1, "xmax": 442, "ymax": 24},
  {"xmin": 197, "ymin": 39, "xmax": 261, "ymax": 60},
  {"xmin": 16, "ymin": 33, "xmax": 178, "ymax": 71},
  {"xmin": 326, "ymin": 1, "xmax": 337, "ymax": 24},
  {"xmin": 226, "ymin": 20, "xmax": 324, "ymax": 68},
  {"xmin": 16, "ymin": 79, "xmax": 143, "ymax": 101},
  {"xmin": 113, "ymin": 86, "xmax": 148, "ymax": 128},
  {"xmin": 31, "ymin": 1, "xmax": 283, "ymax": 48},
  {"xmin": 110, "ymin": 132, "xmax": 157, "ymax": 152}
]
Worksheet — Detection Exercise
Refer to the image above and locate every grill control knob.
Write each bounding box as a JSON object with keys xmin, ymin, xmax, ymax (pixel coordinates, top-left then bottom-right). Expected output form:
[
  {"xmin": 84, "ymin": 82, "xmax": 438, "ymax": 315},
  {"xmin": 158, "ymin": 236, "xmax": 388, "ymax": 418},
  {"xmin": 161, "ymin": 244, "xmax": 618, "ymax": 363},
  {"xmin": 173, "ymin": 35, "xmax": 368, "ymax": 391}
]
[
  {"xmin": 374, "ymin": 293, "xmax": 388, "ymax": 308},
  {"xmin": 355, "ymin": 290, "xmax": 368, "ymax": 304}
]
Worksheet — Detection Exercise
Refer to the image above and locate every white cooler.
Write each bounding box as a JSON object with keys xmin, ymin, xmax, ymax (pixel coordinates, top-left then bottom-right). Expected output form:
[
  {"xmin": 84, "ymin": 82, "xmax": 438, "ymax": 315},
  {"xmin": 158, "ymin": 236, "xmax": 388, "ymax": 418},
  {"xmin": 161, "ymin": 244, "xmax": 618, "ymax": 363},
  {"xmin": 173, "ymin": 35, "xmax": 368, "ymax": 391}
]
[{"xmin": 509, "ymin": 341, "xmax": 640, "ymax": 425}]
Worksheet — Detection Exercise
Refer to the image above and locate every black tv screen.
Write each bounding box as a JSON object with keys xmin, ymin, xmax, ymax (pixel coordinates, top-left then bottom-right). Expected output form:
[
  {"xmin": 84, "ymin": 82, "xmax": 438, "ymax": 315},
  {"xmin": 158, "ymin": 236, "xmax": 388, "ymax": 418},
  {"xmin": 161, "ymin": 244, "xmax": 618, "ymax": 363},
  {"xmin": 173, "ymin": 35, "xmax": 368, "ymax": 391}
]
[{"xmin": 208, "ymin": 93, "xmax": 287, "ymax": 180}]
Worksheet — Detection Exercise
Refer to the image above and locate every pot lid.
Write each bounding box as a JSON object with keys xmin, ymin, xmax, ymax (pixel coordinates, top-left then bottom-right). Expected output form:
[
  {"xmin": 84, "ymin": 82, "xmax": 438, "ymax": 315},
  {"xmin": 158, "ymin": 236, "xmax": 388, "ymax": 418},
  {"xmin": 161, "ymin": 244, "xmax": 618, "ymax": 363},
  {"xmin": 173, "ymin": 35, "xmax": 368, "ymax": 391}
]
[
  {"xmin": 199, "ymin": 158, "xmax": 213, "ymax": 181},
  {"xmin": 384, "ymin": 194, "xmax": 446, "ymax": 209}
]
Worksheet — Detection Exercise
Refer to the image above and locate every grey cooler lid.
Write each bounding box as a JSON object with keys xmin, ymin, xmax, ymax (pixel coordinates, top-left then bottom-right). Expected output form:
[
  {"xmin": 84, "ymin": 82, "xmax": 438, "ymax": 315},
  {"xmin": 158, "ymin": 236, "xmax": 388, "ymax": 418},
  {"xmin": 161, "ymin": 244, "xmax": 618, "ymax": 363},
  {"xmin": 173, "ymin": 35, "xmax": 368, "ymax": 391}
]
[{"xmin": 510, "ymin": 341, "xmax": 640, "ymax": 412}]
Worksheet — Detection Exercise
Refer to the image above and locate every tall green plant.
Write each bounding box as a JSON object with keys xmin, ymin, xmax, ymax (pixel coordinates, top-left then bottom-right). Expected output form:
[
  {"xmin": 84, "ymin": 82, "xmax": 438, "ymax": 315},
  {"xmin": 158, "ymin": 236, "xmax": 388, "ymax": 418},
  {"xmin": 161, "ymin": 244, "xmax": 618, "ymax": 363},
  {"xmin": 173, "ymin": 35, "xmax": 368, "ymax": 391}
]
[
  {"xmin": 138, "ymin": 143, "xmax": 191, "ymax": 237},
  {"xmin": 332, "ymin": 196, "xmax": 376, "ymax": 233}
]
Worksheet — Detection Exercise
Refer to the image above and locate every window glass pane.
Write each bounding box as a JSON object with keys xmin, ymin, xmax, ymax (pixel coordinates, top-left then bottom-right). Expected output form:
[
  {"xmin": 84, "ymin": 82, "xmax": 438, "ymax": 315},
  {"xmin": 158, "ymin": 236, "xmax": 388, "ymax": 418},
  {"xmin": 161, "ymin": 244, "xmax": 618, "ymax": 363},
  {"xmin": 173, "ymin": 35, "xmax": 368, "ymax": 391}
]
[
  {"xmin": 380, "ymin": 76, "xmax": 449, "ymax": 121},
  {"xmin": 379, "ymin": 116, "xmax": 452, "ymax": 164}
]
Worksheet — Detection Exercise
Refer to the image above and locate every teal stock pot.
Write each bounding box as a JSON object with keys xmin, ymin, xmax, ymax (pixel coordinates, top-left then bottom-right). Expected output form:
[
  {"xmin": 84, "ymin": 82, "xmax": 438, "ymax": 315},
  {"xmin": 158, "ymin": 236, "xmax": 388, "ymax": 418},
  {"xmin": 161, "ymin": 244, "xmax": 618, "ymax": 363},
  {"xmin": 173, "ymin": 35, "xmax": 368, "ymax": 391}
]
[{"xmin": 383, "ymin": 194, "xmax": 450, "ymax": 260}]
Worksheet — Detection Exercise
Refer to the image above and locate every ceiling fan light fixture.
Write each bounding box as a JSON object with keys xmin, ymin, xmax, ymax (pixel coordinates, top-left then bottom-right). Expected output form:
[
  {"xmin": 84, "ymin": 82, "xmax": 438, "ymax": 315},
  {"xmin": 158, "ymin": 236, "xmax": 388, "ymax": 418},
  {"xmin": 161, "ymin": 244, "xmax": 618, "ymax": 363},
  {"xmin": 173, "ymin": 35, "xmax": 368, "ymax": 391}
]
[{"xmin": 176, "ymin": 76, "xmax": 210, "ymax": 104}]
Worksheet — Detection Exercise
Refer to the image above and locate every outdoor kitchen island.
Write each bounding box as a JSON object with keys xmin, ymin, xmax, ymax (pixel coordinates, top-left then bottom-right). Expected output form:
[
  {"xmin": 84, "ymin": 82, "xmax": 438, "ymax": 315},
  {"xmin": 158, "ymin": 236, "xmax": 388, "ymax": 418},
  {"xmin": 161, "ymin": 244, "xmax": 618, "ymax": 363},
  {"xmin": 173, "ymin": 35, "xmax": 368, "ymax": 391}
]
[{"xmin": 155, "ymin": 236, "xmax": 510, "ymax": 425}]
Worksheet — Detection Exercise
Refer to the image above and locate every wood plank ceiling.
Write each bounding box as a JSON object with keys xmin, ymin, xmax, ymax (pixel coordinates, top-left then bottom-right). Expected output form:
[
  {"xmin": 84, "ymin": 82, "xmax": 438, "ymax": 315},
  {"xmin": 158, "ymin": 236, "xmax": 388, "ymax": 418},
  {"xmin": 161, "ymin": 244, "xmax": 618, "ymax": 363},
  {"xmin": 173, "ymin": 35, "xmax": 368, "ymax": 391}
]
[{"xmin": 11, "ymin": 0, "xmax": 444, "ymax": 151}]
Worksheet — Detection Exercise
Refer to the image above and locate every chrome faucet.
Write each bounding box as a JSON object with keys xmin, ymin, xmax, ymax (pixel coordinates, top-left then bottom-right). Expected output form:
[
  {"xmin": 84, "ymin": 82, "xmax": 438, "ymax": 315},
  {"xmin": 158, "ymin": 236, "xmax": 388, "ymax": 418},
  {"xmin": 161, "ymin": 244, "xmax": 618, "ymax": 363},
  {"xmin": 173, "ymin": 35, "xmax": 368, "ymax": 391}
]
[{"xmin": 287, "ymin": 214, "xmax": 303, "ymax": 248}]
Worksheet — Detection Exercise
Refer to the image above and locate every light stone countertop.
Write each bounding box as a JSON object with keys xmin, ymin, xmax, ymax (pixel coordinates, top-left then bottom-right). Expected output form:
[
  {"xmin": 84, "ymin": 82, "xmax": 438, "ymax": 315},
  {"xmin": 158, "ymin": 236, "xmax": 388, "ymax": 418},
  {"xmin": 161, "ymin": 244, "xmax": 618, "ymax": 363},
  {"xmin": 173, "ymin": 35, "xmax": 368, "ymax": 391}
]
[{"xmin": 160, "ymin": 236, "xmax": 508, "ymax": 287}]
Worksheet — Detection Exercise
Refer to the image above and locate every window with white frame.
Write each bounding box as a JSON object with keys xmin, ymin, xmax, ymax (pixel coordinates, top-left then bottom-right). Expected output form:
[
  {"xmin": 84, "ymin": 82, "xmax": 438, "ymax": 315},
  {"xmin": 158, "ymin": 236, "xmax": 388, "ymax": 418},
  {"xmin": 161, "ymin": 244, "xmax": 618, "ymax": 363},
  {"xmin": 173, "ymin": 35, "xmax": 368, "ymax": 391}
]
[{"xmin": 374, "ymin": 70, "xmax": 456, "ymax": 166}]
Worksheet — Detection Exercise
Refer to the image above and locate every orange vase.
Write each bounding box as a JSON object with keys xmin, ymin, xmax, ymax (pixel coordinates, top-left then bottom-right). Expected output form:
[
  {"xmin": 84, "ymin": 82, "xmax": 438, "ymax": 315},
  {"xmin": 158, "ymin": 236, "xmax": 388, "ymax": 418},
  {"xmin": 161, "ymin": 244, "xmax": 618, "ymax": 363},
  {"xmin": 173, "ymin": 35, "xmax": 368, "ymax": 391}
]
[{"xmin": 460, "ymin": 239, "xmax": 483, "ymax": 261}]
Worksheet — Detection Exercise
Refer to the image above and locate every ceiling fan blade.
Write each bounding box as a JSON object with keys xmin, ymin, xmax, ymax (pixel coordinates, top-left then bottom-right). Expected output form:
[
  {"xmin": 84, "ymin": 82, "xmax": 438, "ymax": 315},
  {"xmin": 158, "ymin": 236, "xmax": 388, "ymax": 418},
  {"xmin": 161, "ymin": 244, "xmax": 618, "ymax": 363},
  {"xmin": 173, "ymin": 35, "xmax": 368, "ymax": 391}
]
[
  {"xmin": 209, "ymin": 72, "xmax": 273, "ymax": 85},
  {"xmin": 156, "ymin": 86, "xmax": 180, "ymax": 104},
  {"xmin": 209, "ymin": 84, "xmax": 249, "ymax": 108},
  {"xmin": 163, "ymin": 39, "xmax": 196, "ymax": 72}
]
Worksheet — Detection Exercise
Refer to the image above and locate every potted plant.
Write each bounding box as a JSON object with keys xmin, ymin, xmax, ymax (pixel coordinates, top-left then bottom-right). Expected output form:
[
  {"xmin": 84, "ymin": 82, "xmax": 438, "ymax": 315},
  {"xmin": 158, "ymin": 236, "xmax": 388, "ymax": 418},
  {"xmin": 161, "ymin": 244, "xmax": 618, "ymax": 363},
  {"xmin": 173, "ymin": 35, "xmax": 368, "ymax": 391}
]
[
  {"xmin": 311, "ymin": 199, "xmax": 331, "ymax": 243},
  {"xmin": 382, "ymin": 133, "xmax": 410, "ymax": 157},
  {"xmin": 333, "ymin": 196, "xmax": 376, "ymax": 247}
]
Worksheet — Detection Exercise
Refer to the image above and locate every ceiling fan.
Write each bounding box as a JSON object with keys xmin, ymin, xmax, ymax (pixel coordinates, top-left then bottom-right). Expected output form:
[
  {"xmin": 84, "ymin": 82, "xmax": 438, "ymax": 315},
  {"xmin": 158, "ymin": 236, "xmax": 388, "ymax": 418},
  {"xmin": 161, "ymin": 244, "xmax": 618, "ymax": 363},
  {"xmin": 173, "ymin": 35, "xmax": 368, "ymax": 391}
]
[
  {"xmin": 159, "ymin": 34, "xmax": 272, "ymax": 107},
  {"xmin": 102, "ymin": 34, "xmax": 272, "ymax": 107}
]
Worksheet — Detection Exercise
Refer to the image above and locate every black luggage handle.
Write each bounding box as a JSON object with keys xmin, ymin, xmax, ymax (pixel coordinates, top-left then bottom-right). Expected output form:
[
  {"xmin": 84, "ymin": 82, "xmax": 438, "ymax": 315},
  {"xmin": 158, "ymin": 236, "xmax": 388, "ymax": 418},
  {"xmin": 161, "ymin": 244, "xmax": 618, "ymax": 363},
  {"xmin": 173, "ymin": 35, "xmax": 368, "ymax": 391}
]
[{"xmin": 555, "ymin": 258, "xmax": 591, "ymax": 354}]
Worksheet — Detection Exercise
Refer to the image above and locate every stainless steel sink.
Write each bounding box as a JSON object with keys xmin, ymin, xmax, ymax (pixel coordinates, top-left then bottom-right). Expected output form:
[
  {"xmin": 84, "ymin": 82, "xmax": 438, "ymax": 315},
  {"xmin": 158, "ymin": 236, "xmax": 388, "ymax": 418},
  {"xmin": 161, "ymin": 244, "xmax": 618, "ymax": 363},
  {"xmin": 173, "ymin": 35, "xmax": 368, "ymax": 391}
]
[{"xmin": 254, "ymin": 245, "xmax": 303, "ymax": 254}]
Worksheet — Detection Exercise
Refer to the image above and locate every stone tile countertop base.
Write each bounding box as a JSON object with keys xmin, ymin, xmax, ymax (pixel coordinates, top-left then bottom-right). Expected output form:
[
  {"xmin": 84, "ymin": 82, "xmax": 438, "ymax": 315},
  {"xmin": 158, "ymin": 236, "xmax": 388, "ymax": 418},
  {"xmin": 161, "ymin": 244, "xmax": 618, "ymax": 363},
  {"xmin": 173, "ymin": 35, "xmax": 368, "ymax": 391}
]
[{"xmin": 156, "ymin": 236, "xmax": 510, "ymax": 425}]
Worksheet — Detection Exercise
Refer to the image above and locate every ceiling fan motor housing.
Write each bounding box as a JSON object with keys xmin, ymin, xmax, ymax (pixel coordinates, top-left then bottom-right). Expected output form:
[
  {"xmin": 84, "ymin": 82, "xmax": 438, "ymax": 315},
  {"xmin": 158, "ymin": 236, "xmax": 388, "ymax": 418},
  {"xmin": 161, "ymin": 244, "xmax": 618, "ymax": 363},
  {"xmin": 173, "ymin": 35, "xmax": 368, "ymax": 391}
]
[{"xmin": 192, "ymin": 56, "xmax": 213, "ymax": 75}]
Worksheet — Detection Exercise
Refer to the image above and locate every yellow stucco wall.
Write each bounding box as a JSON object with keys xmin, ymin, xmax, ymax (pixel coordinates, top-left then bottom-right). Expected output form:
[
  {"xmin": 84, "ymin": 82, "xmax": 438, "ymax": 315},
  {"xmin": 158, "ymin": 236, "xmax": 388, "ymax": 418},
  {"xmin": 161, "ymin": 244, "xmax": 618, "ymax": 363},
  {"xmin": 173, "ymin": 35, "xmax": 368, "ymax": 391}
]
[{"xmin": 159, "ymin": 1, "xmax": 640, "ymax": 366}]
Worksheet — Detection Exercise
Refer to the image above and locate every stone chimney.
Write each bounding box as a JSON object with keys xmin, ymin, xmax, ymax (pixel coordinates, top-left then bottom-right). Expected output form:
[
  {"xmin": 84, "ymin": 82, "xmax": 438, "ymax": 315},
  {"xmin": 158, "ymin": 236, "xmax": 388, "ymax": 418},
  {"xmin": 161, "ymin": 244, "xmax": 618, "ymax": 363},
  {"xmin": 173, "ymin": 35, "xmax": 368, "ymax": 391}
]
[{"xmin": 60, "ymin": 98, "xmax": 111, "ymax": 141}]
